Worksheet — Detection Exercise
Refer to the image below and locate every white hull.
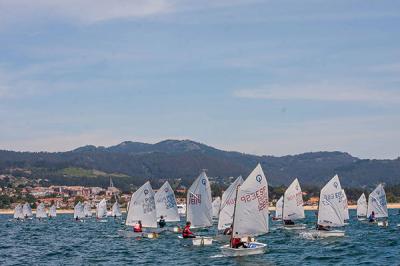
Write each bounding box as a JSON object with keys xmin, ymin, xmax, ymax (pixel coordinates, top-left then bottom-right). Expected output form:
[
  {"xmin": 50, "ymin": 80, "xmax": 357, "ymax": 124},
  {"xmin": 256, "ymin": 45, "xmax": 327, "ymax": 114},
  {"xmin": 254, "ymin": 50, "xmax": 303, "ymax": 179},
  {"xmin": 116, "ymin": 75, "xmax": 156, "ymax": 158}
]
[
  {"xmin": 377, "ymin": 221, "xmax": 389, "ymax": 227},
  {"xmin": 178, "ymin": 236, "xmax": 213, "ymax": 246},
  {"xmin": 117, "ymin": 230, "xmax": 159, "ymax": 239},
  {"xmin": 312, "ymin": 230, "xmax": 345, "ymax": 238},
  {"xmin": 283, "ymin": 224, "xmax": 306, "ymax": 230},
  {"xmin": 357, "ymin": 217, "xmax": 366, "ymax": 221},
  {"xmin": 220, "ymin": 242, "xmax": 267, "ymax": 257}
]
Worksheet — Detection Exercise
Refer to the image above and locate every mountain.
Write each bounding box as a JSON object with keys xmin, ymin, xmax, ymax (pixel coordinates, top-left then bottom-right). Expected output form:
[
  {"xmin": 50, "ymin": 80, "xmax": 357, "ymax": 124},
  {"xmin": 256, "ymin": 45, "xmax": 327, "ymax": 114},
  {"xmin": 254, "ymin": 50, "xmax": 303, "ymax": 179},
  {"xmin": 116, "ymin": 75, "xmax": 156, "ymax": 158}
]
[{"xmin": 0, "ymin": 139, "xmax": 399, "ymax": 189}]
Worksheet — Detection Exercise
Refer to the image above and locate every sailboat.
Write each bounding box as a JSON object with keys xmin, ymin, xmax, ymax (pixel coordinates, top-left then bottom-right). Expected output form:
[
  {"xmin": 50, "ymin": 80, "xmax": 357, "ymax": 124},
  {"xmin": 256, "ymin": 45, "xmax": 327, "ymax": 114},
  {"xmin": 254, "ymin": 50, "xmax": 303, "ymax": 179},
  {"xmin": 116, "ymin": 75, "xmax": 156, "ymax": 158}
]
[
  {"xmin": 220, "ymin": 164, "xmax": 269, "ymax": 257},
  {"xmin": 217, "ymin": 176, "xmax": 244, "ymax": 232},
  {"xmin": 84, "ymin": 202, "xmax": 92, "ymax": 217},
  {"xmin": 282, "ymin": 178, "xmax": 305, "ymax": 229},
  {"xmin": 22, "ymin": 202, "xmax": 33, "ymax": 219},
  {"xmin": 356, "ymin": 193, "xmax": 367, "ymax": 220},
  {"xmin": 184, "ymin": 170, "xmax": 213, "ymax": 245},
  {"xmin": 14, "ymin": 204, "xmax": 24, "ymax": 220},
  {"xmin": 74, "ymin": 202, "xmax": 85, "ymax": 220},
  {"xmin": 272, "ymin": 196, "xmax": 283, "ymax": 221},
  {"xmin": 96, "ymin": 199, "xmax": 108, "ymax": 220},
  {"xmin": 342, "ymin": 189, "xmax": 350, "ymax": 222},
  {"xmin": 367, "ymin": 184, "xmax": 388, "ymax": 226},
  {"xmin": 212, "ymin": 197, "xmax": 221, "ymax": 219},
  {"xmin": 36, "ymin": 203, "xmax": 47, "ymax": 219},
  {"xmin": 314, "ymin": 175, "xmax": 345, "ymax": 238},
  {"xmin": 124, "ymin": 181, "xmax": 159, "ymax": 238},
  {"xmin": 112, "ymin": 201, "xmax": 122, "ymax": 218},
  {"xmin": 155, "ymin": 181, "xmax": 180, "ymax": 222},
  {"xmin": 48, "ymin": 205, "xmax": 57, "ymax": 218}
]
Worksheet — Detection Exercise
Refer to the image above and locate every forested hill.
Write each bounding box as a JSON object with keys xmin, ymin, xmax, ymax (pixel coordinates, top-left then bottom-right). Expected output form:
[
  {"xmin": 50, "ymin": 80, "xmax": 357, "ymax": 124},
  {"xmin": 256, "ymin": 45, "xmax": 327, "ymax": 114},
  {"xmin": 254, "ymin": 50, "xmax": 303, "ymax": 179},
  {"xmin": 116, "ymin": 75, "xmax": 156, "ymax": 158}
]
[{"xmin": 0, "ymin": 139, "xmax": 399, "ymax": 188}]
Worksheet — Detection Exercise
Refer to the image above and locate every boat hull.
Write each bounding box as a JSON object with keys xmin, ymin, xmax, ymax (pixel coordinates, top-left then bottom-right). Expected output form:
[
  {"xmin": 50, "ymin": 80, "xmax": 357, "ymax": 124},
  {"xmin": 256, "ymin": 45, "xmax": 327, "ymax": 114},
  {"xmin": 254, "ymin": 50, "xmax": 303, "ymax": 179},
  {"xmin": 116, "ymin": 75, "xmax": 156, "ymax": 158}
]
[
  {"xmin": 312, "ymin": 230, "xmax": 345, "ymax": 238},
  {"xmin": 178, "ymin": 236, "xmax": 213, "ymax": 246},
  {"xmin": 220, "ymin": 242, "xmax": 267, "ymax": 257},
  {"xmin": 283, "ymin": 224, "xmax": 306, "ymax": 230}
]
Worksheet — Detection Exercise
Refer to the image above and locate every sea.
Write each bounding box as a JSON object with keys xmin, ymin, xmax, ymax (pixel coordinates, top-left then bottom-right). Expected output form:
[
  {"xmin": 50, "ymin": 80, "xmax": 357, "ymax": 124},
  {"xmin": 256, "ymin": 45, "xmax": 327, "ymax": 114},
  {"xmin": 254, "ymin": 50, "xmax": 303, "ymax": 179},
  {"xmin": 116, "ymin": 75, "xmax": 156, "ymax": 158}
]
[{"xmin": 1, "ymin": 209, "xmax": 399, "ymax": 266}]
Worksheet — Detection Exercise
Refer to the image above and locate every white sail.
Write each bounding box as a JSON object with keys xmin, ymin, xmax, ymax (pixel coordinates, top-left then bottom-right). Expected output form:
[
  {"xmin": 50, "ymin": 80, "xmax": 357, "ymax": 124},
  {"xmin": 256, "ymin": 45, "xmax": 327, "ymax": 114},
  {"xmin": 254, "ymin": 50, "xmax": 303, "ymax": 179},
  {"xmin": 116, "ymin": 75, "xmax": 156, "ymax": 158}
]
[
  {"xmin": 14, "ymin": 204, "xmax": 24, "ymax": 219},
  {"xmin": 22, "ymin": 203, "xmax": 33, "ymax": 218},
  {"xmin": 367, "ymin": 184, "xmax": 388, "ymax": 219},
  {"xmin": 317, "ymin": 175, "xmax": 345, "ymax": 227},
  {"xmin": 74, "ymin": 202, "xmax": 85, "ymax": 219},
  {"xmin": 275, "ymin": 196, "xmax": 283, "ymax": 219},
  {"xmin": 49, "ymin": 205, "xmax": 57, "ymax": 217},
  {"xmin": 357, "ymin": 193, "xmax": 367, "ymax": 217},
  {"xmin": 186, "ymin": 170, "xmax": 213, "ymax": 228},
  {"xmin": 342, "ymin": 189, "xmax": 349, "ymax": 220},
  {"xmin": 155, "ymin": 181, "xmax": 180, "ymax": 222},
  {"xmin": 212, "ymin": 197, "xmax": 221, "ymax": 218},
  {"xmin": 217, "ymin": 176, "xmax": 244, "ymax": 230},
  {"xmin": 126, "ymin": 181, "xmax": 157, "ymax": 228},
  {"xmin": 84, "ymin": 202, "xmax": 92, "ymax": 217},
  {"xmin": 283, "ymin": 178, "xmax": 305, "ymax": 221},
  {"xmin": 36, "ymin": 203, "xmax": 47, "ymax": 218},
  {"xmin": 112, "ymin": 201, "xmax": 122, "ymax": 217},
  {"xmin": 96, "ymin": 199, "xmax": 107, "ymax": 218},
  {"xmin": 232, "ymin": 164, "xmax": 269, "ymax": 238}
]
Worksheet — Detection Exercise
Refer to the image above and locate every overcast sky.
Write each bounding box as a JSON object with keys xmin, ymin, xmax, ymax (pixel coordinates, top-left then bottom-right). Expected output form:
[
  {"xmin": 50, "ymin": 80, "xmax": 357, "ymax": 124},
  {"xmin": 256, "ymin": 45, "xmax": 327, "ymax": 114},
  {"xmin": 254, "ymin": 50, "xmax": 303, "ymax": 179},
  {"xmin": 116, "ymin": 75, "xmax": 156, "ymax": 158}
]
[{"xmin": 0, "ymin": 0, "xmax": 399, "ymax": 159}]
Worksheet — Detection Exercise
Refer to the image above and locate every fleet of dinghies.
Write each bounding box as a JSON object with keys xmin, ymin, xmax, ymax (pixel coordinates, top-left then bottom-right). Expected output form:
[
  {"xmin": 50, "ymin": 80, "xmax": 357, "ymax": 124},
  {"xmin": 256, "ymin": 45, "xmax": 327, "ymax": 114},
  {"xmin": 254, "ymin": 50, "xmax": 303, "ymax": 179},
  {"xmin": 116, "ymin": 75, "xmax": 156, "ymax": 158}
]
[{"xmin": 10, "ymin": 164, "xmax": 397, "ymax": 257}]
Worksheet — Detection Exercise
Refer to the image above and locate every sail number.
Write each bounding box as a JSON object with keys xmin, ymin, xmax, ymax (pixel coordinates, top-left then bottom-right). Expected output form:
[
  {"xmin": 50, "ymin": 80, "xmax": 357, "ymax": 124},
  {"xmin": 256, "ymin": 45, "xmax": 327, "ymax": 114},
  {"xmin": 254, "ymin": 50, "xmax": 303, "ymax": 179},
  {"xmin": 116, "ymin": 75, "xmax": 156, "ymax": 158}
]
[{"xmin": 240, "ymin": 186, "xmax": 268, "ymax": 211}]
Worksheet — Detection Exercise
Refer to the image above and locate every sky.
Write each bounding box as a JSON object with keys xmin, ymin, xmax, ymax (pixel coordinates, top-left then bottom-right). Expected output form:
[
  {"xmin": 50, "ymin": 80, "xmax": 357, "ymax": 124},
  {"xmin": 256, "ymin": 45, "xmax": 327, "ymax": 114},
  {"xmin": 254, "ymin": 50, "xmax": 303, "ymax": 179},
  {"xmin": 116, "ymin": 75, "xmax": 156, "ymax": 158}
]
[{"xmin": 0, "ymin": 0, "xmax": 399, "ymax": 159}]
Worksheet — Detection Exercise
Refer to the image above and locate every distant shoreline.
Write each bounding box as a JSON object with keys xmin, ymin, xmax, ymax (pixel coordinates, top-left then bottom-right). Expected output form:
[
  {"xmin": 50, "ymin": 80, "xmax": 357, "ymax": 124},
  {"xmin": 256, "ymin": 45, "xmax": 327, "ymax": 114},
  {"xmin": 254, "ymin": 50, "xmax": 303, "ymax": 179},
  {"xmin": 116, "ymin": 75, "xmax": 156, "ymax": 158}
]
[{"xmin": 1, "ymin": 204, "xmax": 400, "ymax": 214}]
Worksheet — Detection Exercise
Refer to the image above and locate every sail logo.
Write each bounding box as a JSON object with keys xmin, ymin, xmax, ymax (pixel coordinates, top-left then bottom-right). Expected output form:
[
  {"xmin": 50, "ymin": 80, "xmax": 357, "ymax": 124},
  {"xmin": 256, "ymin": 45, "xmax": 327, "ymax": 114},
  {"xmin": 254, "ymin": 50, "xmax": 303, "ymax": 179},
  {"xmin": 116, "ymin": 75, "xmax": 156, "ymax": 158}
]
[
  {"xmin": 189, "ymin": 193, "xmax": 201, "ymax": 205},
  {"xmin": 144, "ymin": 189, "xmax": 149, "ymax": 195},
  {"xmin": 202, "ymin": 179, "xmax": 206, "ymax": 185},
  {"xmin": 143, "ymin": 196, "xmax": 155, "ymax": 213},
  {"xmin": 165, "ymin": 194, "xmax": 177, "ymax": 209},
  {"xmin": 333, "ymin": 182, "xmax": 338, "ymax": 188},
  {"xmin": 256, "ymin": 175, "xmax": 262, "ymax": 183},
  {"xmin": 164, "ymin": 187, "xmax": 169, "ymax": 193}
]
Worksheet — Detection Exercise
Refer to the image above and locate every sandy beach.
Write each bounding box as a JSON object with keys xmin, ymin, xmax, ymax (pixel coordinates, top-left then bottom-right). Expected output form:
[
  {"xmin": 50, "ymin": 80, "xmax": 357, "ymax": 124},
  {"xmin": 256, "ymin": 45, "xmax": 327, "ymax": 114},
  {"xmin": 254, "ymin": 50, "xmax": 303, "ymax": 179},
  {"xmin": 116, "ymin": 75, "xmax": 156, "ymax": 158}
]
[{"xmin": 1, "ymin": 203, "xmax": 400, "ymax": 215}]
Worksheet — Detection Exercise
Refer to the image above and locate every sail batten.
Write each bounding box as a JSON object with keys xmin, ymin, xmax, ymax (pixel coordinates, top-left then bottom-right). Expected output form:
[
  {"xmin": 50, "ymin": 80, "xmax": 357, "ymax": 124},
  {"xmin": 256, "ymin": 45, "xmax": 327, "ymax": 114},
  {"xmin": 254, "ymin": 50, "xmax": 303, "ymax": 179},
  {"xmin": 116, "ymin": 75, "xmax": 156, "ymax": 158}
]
[
  {"xmin": 155, "ymin": 181, "xmax": 180, "ymax": 222},
  {"xmin": 217, "ymin": 176, "xmax": 244, "ymax": 230},
  {"xmin": 186, "ymin": 171, "xmax": 213, "ymax": 228},
  {"xmin": 126, "ymin": 181, "xmax": 157, "ymax": 228},
  {"xmin": 283, "ymin": 178, "xmax": 305, "ymax": 221}
]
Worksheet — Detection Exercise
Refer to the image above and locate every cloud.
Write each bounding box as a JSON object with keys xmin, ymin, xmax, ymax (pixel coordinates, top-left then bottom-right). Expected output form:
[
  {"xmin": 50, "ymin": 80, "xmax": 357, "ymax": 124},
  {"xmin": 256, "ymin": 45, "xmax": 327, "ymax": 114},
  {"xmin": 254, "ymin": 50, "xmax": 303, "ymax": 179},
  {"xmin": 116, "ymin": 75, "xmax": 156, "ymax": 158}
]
[
  {"xmin": 234, "ymin": 85, "xmax": 400, "ymax": 104},
  {"xmin": 0, "ymin": 0, "xmax": 258, "ymax": 26}
]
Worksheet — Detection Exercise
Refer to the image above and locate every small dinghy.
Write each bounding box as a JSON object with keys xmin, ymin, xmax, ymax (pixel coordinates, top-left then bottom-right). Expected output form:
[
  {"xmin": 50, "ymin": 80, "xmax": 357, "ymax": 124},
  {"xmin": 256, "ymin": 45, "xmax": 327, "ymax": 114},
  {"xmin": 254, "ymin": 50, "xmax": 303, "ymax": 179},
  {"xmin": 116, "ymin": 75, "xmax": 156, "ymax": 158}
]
[
  {"xmin": 356, "ymin": 193, "xmax": 367, "ymax": 221},
  {"xmin": 367, "ymin": 184, "xmax": 389, "ymax": 227},
  {"xmin": 221, "ymin": 242, "xmax": 267, "ymax": 257},
  {"xmin": 282, "ymin": 178, "xmax": 306, "ymax": 230},
  {"xmin": 36, "ymin": 202, "xmax": 47, "ymax": 219},
  {"xmin": 272, "ymin": 196, "xmax": 283, "ymax": 221},
  {"xmin": 84, "ymin": 202, "xmax": 92, "ymax": 218},
  {"xmin": 342, "ymin": 189, "xmax": 350, "ymax": 223},
  {"xmin": 48, "ymin": 205, "xmax": 57, "ymax": 218},
  {"xmin": 22, "ymin": 202, "xmax": 33, "ymax": 219},
  {"xmin": 74, "ymin": 202, "xmax": 85, "ymax": 221},
  {"xmin": 178, "ymin": 236, "xmax": 214, "ymax": 246},
  {"xmin": 220, "ymin": 164, "xmax": 269, "ymax": 257},
  {"xmin": 112, "ymin": 201, "xmax": 122, "ymax": 218},
  {"xmin": 14, "ymin": 204, "xmax": 24, "ymax": 220},
  {"xmin": 313, "ymin": 175, "xmax": 346, "ymax": 238},
  {"xmin": 185, "ymin": 170, "xmax": 213, "ymax": 246},
  {"xmin": 96, "ymin": 198, "xmax": 108, "ymax": 221},
  {"xmin": 212, "ymin": 197, "xmax": 221, "ymax": 220},
  {"xmin": 155, "ymin": 181, "xmax": 180, "ymax": 223}
]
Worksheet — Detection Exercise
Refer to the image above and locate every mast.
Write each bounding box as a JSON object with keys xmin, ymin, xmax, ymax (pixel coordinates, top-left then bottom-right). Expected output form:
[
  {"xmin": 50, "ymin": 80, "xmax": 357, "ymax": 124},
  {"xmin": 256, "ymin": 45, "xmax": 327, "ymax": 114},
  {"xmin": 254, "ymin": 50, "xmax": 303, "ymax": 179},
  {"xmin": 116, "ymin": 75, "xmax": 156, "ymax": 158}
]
[{"xmin": 230, "ymin": 184, "xmax": 240, "ymax": 247}]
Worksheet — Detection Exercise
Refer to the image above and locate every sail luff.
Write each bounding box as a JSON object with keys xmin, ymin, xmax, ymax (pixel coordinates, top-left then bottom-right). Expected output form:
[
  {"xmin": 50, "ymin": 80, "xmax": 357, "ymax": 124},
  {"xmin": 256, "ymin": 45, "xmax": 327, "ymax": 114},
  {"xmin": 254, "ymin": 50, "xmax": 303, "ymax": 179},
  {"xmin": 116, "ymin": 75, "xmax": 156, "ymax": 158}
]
[{"xmin": 217, "ymin": 176, "xmax": 244, "ymax": 230}]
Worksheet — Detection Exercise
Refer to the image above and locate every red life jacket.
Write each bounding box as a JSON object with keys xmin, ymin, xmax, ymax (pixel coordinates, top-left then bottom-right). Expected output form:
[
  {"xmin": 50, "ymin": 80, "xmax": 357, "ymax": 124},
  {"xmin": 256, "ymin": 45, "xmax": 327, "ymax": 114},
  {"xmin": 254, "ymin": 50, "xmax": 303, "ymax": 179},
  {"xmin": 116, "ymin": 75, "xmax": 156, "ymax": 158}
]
[
  {"xmin": 133, "ymin": 224, "xmax": 142, "ymax": 232},
  {"xmin": 231, "ymin": 238, "xmax": 241, "ymax": 248},
  {"xmin": 182, "ymin": 225, "xmax": 193, "ymax": 238}
]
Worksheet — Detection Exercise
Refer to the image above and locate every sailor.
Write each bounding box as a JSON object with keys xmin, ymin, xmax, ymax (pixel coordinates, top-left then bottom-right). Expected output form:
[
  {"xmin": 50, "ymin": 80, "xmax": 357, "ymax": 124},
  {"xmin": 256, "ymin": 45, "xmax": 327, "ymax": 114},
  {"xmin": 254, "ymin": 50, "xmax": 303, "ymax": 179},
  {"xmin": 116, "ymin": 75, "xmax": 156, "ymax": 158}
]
[
  {"xmin": 223, "ymin": 224, "xmax": 233, "ymax": 235},
  {"xmin": 368, "ymin": 211, "xmax": 376, "ymax": 223},
  {"xmin": 182, "ymin": 221, "xmax": 196, "ymax": 238},
  {"xmin": 134, "ymin": 220, "xmax": 143, "ymax": 232},
  {"xmin": 231, "ymin": 237, "xmax": 247, "ymax": 249},
  {"xmin": 316, "ymin": 224, "xmax": 330, "ymax": 231},
  {"xmin": 283, "ymin": 220, "xmax": 295, "ymax": 225},
  {"xmin": 158, "ymin": 216, "xmax": 166, "ymax": 228}
]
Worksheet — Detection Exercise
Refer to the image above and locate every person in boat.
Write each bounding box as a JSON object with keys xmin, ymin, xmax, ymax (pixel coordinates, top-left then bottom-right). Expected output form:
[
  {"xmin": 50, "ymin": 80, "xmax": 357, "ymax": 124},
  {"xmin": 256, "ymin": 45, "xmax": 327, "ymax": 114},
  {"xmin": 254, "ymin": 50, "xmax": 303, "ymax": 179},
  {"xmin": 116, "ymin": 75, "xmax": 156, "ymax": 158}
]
[
  {"xmin": 158, "ymin": 216, "xmax": 166, "ymax": 228},
  {"xmin": 223, "ymin": 225, "xmax": 233, "ymax": 235},
  {"xmin": 231, "ymin": 237, "xmax": 247, "ymax": 249},
  {"xmin": 368, "ymin": 211, "xmax": 376, "ymax": 223},
  {"xmin": 75, "ymin": 216, "xmax": 79, "ymax": 221},
  {"xmin": 283, "ymin": 220, "xmax": 295, "ymax": 225},
  {"xmin": 134, "ymin": 221, "xmax": 143, "ymax": 232},
  {"xmin": 316, "ymin": 224, "xmax": 330, "ymax": 231},
  {"xmin": 182, "ymin": 221, "xmax": 196, "ymax": 238}
]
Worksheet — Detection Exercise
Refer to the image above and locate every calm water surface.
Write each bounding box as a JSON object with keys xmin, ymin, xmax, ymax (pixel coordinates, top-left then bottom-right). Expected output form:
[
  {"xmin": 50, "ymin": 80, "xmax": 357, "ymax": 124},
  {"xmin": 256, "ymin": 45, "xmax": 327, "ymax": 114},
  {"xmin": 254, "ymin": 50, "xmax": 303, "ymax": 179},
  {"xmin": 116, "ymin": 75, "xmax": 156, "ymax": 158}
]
[{"xmin": 1, "ymin": 210, "xmax": 399, "ymax": 265}]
